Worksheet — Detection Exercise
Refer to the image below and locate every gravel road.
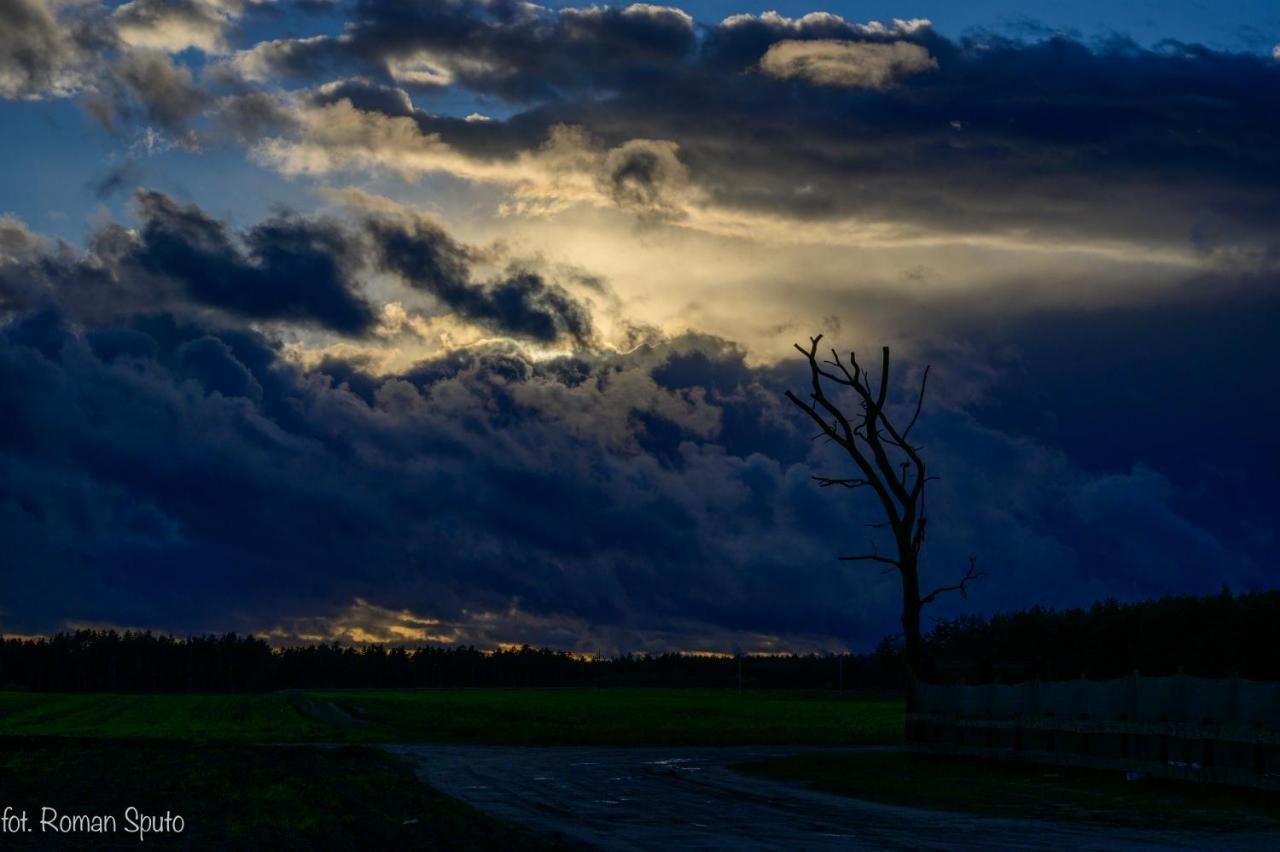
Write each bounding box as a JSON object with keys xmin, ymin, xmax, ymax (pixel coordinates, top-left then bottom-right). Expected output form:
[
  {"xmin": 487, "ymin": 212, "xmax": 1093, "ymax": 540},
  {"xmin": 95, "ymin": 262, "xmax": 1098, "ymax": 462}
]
[{"xmin": 387, "ymin": 744, "xmax": 1280, "ymax": 851}]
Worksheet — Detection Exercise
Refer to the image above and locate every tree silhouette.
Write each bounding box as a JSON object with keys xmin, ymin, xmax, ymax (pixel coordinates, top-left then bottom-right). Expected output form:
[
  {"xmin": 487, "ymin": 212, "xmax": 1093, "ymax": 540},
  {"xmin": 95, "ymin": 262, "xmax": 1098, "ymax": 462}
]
[{"xmin": 786, "ymin": 335, "xmax": 981, "ymax": 698}]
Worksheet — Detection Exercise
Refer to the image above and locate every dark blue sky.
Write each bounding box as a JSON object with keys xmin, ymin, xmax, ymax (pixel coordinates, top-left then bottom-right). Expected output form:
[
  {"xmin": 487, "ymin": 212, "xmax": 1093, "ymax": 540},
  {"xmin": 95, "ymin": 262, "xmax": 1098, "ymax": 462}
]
[{"xmin": 0, "ymin": 0, "xmax": 1276, "ymax": 651}]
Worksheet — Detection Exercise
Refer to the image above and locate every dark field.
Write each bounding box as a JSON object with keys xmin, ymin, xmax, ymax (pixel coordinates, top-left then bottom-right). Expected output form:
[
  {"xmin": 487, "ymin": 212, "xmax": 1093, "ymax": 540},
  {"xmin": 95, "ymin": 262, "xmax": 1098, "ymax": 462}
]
[
  {"xmin": 0, "ymin": 688, "xmax": 904, "ymax": 745},
  {"xmin": 0, "ymin": 688, "xmax": 898, "ymax": 849},
  {"xmin": 315, "ymin": 687, "xmax": 905, "ymax": 745},
  {"xmin": 3, "ymin": 689, "xmax": 1276, "ymax": 847},
  {"xmin": 0, "ymin": 691, "xmax": 332, "ymax": 741}
]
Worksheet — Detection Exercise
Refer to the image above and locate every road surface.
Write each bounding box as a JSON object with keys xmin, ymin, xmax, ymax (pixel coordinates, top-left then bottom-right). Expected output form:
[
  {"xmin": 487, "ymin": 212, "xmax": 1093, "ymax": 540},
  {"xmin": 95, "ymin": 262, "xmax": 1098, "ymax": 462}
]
[{"xmin": 387, "ymin": 744, "xmax": 1279, "ymax": 850}]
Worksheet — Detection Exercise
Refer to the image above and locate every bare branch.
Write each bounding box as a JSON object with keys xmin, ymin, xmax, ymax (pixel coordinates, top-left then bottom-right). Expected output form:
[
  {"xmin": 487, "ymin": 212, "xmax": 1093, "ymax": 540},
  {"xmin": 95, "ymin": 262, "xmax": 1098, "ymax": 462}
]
[
  {"xmin": 785, "ymin": 337, "xmax": 903, "ymax": 528},
  {"xmin": 813, "ymin": 476, "xmax": 871, "ymax": 489},
  {"xmin": 839, "ymin": 554, "xmax": 902, "ymax": 568},
  {"xmin": 875, "ymin": 346, "xmax": 891, "ymax": 410},
  {"xmin": 919, "ymin": 556, "xmax": 985, "ymax": 607},
  {"xmin": 902, "ymin": 365, "xmax": 931, "ymax": 441}
]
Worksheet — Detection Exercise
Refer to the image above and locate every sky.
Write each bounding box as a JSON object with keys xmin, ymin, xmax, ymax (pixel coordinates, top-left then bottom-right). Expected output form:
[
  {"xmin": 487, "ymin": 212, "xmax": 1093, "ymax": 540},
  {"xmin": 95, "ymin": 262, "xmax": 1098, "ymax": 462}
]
[{"xmin": 0, "ymin": 0, "xmax": 1277, "ymax": 654}]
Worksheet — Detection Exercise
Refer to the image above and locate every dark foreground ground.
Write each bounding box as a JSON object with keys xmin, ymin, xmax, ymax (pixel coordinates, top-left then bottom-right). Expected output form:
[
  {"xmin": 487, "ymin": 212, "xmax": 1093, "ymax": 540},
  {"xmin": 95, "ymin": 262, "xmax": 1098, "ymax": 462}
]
[
  {"xmin": 0, "ymin": 739, "xmax": 552, "ymax": 850},
  {"xmin": 1, "ymin": 689, "xmax": 1277, "ymax": 849}
]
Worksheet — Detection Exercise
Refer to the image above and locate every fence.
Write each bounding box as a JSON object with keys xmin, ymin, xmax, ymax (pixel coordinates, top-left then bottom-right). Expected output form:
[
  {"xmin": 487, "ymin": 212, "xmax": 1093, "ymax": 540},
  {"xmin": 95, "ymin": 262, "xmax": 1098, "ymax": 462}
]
[{"xmin": 908, "ymin": 673, "xmax": 1280, "ymax": 790}]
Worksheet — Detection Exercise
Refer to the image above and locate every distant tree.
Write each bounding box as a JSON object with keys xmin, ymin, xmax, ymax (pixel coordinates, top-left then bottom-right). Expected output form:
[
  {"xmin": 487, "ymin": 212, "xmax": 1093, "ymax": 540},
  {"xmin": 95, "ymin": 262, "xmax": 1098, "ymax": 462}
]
[{"xmin": 786, "ymin": 336, "xmax": 981, "ymax": 698}]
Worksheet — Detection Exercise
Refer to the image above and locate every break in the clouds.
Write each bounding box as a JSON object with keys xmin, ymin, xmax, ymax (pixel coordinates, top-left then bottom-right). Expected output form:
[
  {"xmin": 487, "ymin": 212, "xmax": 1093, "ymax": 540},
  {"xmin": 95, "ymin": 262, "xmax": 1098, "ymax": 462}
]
[{"xmin": 0, "ymin": 0, "xmax": 1277, "ymax": 650}]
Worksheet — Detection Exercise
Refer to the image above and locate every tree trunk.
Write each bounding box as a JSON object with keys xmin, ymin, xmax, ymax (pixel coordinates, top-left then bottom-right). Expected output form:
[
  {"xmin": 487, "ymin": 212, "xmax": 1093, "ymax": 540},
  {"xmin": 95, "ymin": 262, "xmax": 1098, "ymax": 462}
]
[{"xmin": 900, "ymin": 553, "xmax": 923, "ymax": 714}]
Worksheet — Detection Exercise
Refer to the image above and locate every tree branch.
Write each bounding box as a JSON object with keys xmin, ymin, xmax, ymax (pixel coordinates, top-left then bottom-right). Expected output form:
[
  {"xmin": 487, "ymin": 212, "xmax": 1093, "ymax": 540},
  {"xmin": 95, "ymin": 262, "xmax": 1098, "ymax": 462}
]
[
  {"xmin": 875, "ymin": 346, "xmax": 891, "ymax": 410},
  {"xmin": 919, "ymin": 556, "xmax": 984, "ymax": 607},
  {"xmin": 839, "ymin": 554, "xmax": 902, "ymax": 568},
  {"xmin": 813, "ymin": 476, "xmax": 871, "ymax": 489},
  {"xmin": 902, "ymin": 364, "xmax": 930, "ymax": 441}
]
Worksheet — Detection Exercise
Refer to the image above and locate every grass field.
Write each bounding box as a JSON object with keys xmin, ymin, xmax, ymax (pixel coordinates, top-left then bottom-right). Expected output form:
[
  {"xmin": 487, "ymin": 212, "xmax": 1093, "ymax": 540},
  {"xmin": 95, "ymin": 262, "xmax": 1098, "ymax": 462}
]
[
  {"xmin": 0, "ymin": 688, "xmax": 904, "ymax": 745},
  {"xmin": 0, "ymin": 691, "xmax": 335, "ymax": 741},
  {"xmin": 734, "ymin": 751, "xmax": 1280, "ymax": 832}
]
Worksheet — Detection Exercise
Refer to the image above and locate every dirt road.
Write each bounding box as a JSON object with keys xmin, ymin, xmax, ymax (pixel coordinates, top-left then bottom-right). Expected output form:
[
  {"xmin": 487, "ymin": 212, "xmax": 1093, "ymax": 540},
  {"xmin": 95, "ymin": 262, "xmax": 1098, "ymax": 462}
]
[{"xmin": 387, "ymin": 744, "xmax": 1278, "ymax": 850}]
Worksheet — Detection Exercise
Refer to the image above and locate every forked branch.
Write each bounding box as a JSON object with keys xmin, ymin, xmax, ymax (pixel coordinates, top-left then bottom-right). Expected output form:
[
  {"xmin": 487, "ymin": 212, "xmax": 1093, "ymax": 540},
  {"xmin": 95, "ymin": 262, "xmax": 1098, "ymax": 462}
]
[{"xmin": 919, "ymin": 556, "xmax": 984, "ymax": 606}]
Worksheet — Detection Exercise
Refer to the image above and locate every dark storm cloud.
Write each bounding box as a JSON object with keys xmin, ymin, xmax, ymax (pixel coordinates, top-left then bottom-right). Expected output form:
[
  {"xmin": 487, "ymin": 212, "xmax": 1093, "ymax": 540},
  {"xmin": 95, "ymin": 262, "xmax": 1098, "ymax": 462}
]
[
  {"xmin": 0, "ymin": 191, "xmax": 376, "ymax": 334},
  {"xmin": 593, "ymin": 30, "xmax": 1280, "ymax": 252},
  {"xmin": 238, "ymin": 0, "xmax": 696, "ymax": 100},
  {"xmin": 5, "ymin": 208, "xmax": 1265, "ymax": 648},
  {"xmin": 364, "ymin": 211, "xmax": 595, "ymax": 345},
  {"xmin": 130, "ymin": 190, "xmax": 378, "ymax": 334},
  {"xmin": 0, "ymin": 191, "xmax": 599, "ymax": 346},
  {"xmin": 1, "ymin": 194, "xmax": 1270, "ymax": 645},
  {"xmin": 0, "ymin": 300, "xmax": 853, "ymax": 639},
  {"xmin": 0, "ymin": 279, "xmax": 1260, "ymax": 645},
  {"xmin": 229, "ymin": 4, "xmax": 1280, "ymax": 256},
  {"xmin": 965, "ymin": 279, "xmax": 1280, "ymax": 562}
]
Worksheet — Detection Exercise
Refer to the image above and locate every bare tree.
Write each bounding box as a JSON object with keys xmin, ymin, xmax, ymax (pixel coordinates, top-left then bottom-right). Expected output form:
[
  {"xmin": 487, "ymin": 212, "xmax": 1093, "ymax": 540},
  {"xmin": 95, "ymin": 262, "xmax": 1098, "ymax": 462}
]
[{"xmin": 785, "ymin": 335, "xmax": 981, "ymax": 695}]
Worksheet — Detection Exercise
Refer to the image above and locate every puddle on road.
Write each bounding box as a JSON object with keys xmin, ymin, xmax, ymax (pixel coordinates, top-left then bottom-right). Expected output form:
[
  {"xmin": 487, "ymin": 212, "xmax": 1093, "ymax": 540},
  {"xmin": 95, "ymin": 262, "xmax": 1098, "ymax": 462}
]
[{"xmin": 644, "ymin": 757, "xmax": 703, "ymax": 772}]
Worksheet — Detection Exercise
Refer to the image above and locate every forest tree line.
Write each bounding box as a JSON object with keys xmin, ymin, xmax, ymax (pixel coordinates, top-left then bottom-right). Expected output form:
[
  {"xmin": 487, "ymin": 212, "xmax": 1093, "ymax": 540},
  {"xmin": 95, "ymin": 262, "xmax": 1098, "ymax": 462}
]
[{"xmin": 2, "ymin": 589, "xmax": 1277, "ymax": 692}]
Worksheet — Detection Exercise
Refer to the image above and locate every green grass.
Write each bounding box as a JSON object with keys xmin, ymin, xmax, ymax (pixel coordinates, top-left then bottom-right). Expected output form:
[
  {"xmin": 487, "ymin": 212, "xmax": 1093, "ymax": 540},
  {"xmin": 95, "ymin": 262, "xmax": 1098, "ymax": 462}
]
[
  {"xmin": 0, "ymin": 738, "xmax": 556, "ymax": 850},
  {"xmin": 734, "ymin": 751, "xmax": 1280, "ymax": 832},
  {"xmin": 0, "ymin": 691, "xmax": 336, "ymax": 741},
  {"xmin": 0, "ymin": 689, "xmax": 904, "ymax": 746},
  {"xmin": 315, "ymin": 688, "xmax": 905, "ymax": 746}
]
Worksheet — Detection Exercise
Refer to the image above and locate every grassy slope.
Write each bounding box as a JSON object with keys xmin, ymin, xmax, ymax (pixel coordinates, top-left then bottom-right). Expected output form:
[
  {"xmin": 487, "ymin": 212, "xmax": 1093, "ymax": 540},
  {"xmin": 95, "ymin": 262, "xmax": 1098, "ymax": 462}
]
[
  {"xmin": 735, "ymin": 751, "xmax": 1280, "ymax": 833},
  {"xmin": 0, "ymin": 739, "xmax": 555, "ymax": 851},
  {"xmin": 314, "ymin": 688, "xmax": 905, "ymax": 746}
]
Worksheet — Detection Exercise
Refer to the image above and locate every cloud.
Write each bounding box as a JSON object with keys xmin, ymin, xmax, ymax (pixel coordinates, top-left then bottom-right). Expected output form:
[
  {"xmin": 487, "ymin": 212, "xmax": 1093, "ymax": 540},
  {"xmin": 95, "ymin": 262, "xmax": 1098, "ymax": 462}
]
[
  {"xmin": 228, "ymin": 0, "xmax": 696, "ymax": 99},
  {"xmin": 207, "ymin": 9, "xmax": 1280, "ymax": 271},
  {"xmin": 130, "ymin": 190, "xmax": 379, "ymax": 334},
  {"xmin": 1, "ymin": 189, "xmax": 606, "ymax": 347},
  {"xmin": 758, "ymin": 39, "xmax": 937, "ymax": 88},
  {"xmin": 0, "ymin": 232, "xmax": 1262, "ymax": 648},
  {"xmin": 113, "ymin": 0, "xmax": 247, "ymax": 54},
  {"xmin": 598, "ymin": 139, "xmax": 689, "ymax": 220},
  {"xmin": 0, "ymin": 0, "xmax": 108, "ymax": 99},
  {"xmin": 93, "ymin": 49, "xmax": 212, "ymax": 133},
  {"xmin": 363, "ymin": 208, "xmax": 596, "ymax": 346}
]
